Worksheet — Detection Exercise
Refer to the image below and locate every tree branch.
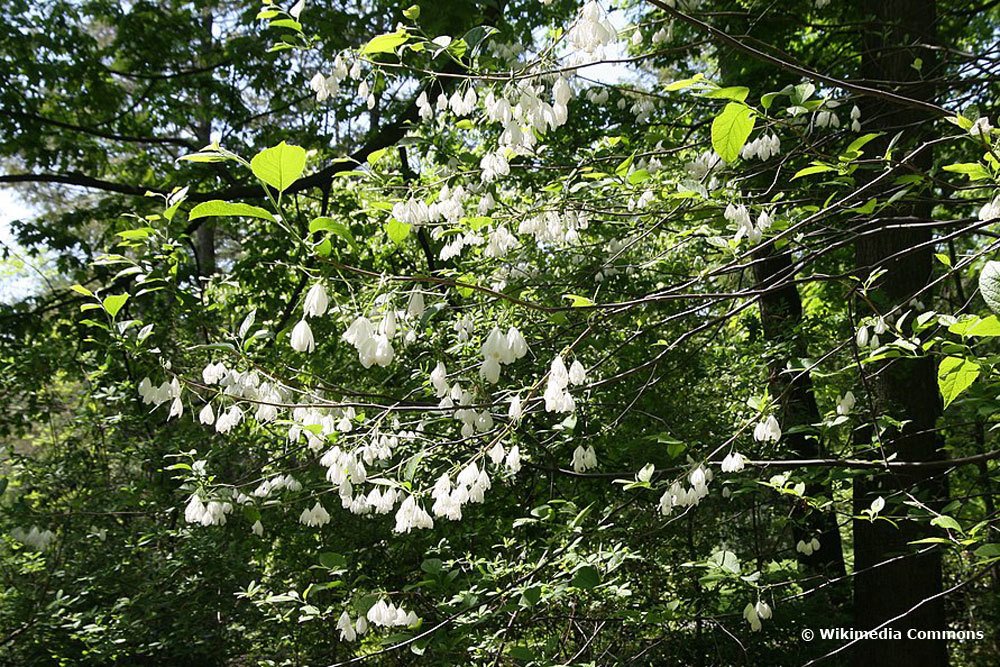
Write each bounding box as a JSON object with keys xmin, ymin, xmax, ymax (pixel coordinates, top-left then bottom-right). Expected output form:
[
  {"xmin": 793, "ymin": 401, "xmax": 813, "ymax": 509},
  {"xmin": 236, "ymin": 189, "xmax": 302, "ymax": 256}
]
[{"xmin": 646, "ymin": 0, "xmax": 949, "ymax": 116}]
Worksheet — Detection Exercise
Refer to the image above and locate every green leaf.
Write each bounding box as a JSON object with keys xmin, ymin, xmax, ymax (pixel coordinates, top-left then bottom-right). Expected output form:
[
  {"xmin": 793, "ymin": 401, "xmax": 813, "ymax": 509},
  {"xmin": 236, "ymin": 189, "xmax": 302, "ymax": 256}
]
[
  {"xmin": 704, "ymin": 86, "xmax": 749, "ymax": 102},
  {"xmin": 974, "ymin": 543, "xmax": 1000, "ymax": 560},
  {"xmin": 318, "ymin": 552, "xmax": 347, "ymax": 570},
  {"xmin": 791, "ymin": 164, "xmax": 837, "ymax": 180},
  {"xmin": 116, "ymin": 227, "xmax": 154, "ymax": 240},
  {"xmin": 563, "ymin": 294, "xmax": 595, "ymax": 307},
  {"xmin": 930, "ymin": 515, "xmax": 963, "ymax": 532},
  {"xmin": 403, "ymin": 5, "xmax": 420, "ymax": 20},
  {"xmin": 367, "ymin": 147, "xmax": 390, "ymax": 165},
  {"xmin": 979, "ymin": 261, "xmax": 1000, "ymax": 314},
  {"xmin": 309, "ymin": 217, "xmax": 359, "ymax": 251},
  {"xmin": 250, "ymin": 142, "xmax": 307, "ymax": 192},
  {"xmin": 711, "ymin": 103, "xmax": 755, "ymax": 163},
  {"xmin": 628, "ymin": 169, "xmax": 651, "ymax": 185},
  {"xmin": 189, "ymin": 200, "xmax": 276, "ymax": 222},
  {"xmin": 519, "ymin": 585, "xmax": 542, "ymax": 607},
  {"xmin": 665, "ymin": 73, "xmax": 704, "ymax": 91},
  {"xmin": 386, "ymin": 219, "xmax": 411, "ymax": 245},
  {"xmin": 615, "ymin": 151, "xmax": 635, "ymax": 177},
  {"xmin": 948, "ymin": 315, "xmax": 1000, "ymax": 337},
  {"xmin": 102, "ymin": 294, "xmax": 130, "ymax": 318},
  {"xmin": 760, "ymin": 90, "xmax": 785, "ymax": 110},
  {"xmin": 571, "ymin": 565, "xmax": 601, "ymax": 589},
  {"xmin": 70, "ymin": 284, "xmax": 94, "ymax": 297},
  {"xmin": 268, "ymin": 18, "xmax": 302, "ymax": 31},
  {"xmin": 937, "ymin": 356, "xmax": 980, "ymax": 409},
  {"xmin": 177, "ymin": 150, "xmax": 229, "ymax": 163},
  {"xmin": 360, "ymin": 29, "xmax": 409, "ymax": 55},
  {"xmin": 844, "ymin": 132, "xmax": 883, "ymax": 156},
  {"xmin": 942, "ymin": 162, "xmax": 990, "ymax": 181},
  {"xmin": 946, "ymin": 114, "xmax": 974, "ymax": 130}
]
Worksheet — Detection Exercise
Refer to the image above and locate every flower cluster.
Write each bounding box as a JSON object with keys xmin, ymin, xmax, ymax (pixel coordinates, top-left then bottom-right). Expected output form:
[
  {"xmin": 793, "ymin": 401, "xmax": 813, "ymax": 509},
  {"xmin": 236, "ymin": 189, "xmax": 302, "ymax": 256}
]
[
  {"xmin": 544, "ymin": 355, "xmax": 587, "ymax": 413},
  {"xmin": 753, "ymin": 415, "xmax": 782, "ymax": 443},
  {"xmin": 572, "ymin": 444, "xmax": 598, "ymax": 472},
  {"xmin": 659, "ymin": 465, "xmax": 713, "ymax": 515},
  {"xmin": 337, "ymin": 611, "xmax": 368, "ymax": 642},
  {"xmin": 796, "ymin": 536, "xmax": 822, "ymax": 556},
  {"xmin": 979, "ymin": 194, "xmax": 1000, "ymax": 222},
  {"xmin": 343, "ymin": 314, "xmax": 395, "ymax": 368},
  {"xmin": 720, "ymin": 451, "xmax": 745, "ymax": 473},
  {"xmin": 856, "ymin": 315, "xmax": 891, "ymax": 350},
  {"xmin": 184, "ymin": 494, "xmax": 233, "ymax": 526},
  {"xmin": 743, "ymin": 600, "xmax": 772, "ymax": 631},
  {"xmin": 430, "ymin": 462, "xmax": 492, "ymax": 521},
  {"xmin": 727, "ymin": 204, "xmax": 772, "ymax": 244},
  {"xmin": 139, "ymin": 376, "xmax": 183, "ymax": 418},
  {"xmin": 366, "ymin": 599, "xmax": 419, "ymax": 628},
  {"xmin": 309, "ymin": 54, "xmax": 350, "ymax": 101},
  {"xmin": 299, "ymin": 501, "xmax": 331, "ymax": 527},
  {"xmin": 11, "ymin": 526, "xmax": 56, "ymax": 551},
  {"xmin": 836, "ymin": 391, "xmax": 856, "ymax": 416},
  {"xmin": 567, "ymin": 1, "xmax": 618, "ymax": 58},
  {"xmin": 815, "ymin": 108, "xmax": 840, "ymax": 129},
  {"xmin": 394, "ymin": 495, "xmax": 434, "ymax": 533},
  {"xmin": 740, "ymin": 133, "xmax": 781, "ymax": 161},
  {"xmin": 479, "ymin": 326, "xmax": 528, "ymax": 384}
]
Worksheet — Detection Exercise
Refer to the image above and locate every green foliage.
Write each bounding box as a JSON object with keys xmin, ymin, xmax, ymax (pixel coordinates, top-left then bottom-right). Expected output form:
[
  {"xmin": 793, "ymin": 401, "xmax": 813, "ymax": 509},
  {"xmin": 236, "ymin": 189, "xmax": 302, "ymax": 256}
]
[{"xmin": 2, "ymin": 0, "xmax": 1000, "ymax": 666}]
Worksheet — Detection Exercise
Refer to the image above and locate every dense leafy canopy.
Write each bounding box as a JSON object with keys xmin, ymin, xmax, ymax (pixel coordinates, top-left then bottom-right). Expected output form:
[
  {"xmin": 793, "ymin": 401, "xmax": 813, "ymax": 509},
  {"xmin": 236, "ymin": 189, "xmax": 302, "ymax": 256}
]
[{"xmin": 2, "ymin": 1, "xmax": 1000, "ymax": 666}]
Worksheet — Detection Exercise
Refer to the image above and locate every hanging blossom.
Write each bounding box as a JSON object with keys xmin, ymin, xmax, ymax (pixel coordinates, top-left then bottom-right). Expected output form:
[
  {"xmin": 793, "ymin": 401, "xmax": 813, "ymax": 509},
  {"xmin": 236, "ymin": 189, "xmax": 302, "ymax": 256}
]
[
  {"xmin": 303, "ymin": 283, "xmax": 328, "ymax": 318},
  {"xmin": 366, "ymin": 599, "xmax": 419, "ymax": 628},
  {"xmin": 572, "ymin": 444, "xmax": 598, "ymax": 472},
  {"xmin": 797, "ymin": 536, "xmax": 822, "ymax": 556},
  {"xmin": 567, "ymin": 1, "xmax": 618, "ymax": 58},
  {"xmin": 544, "ymin": 355, "xmax": 586, "ymax": 413},
  {"xmin": 969, "ymin": 116, "xmax": 992, "ymax": 137},
  {"xmin": 753, "ymin": 415, "xmax": 782, "ymax": 443},
  {"xmin": 416, "ymin": 91, "xmax": 434, "ymax": 121},
  {"xmin": 836, "ymin": 391, "xmax": 856, "ymax": 416},
  {"xmin": 291, "ymin": 319, "xmax": 315, "ymax": 353},
  {"xmin": 394, "ymin": 495, "xmax": 434, "ymax": 533},
  {"xmin": 139, "ymin": 376, "xmax": 183, "ymax": 419},
  {"xmin": 184, "ymin": 494, "xmax": 233, "ymax": 526},
  {"xmin": 720, "ymin": 451, "xmax": 745, "ymax": 473},
  {"xmin": 299, "ymin": 501, "xmax": 332, "ymax": 528},
  {"xmin": 740, "ymin": 133, "xmax": 781, "ymax": 161},
  {"xmin": 850, "ymin": 104, "xmax": 862, "ymax": 132},
  {"xmin": 479, "ymin": 326, "xmax": 528, "ymax": 384},
  {"xmin": 11, "ymin": 526, "xmax": 56, "ymax": 551},
  {"xmin": 979, "ymin": 194, "xmax": 1000, "ymax": 222},
  {"xmin": 659, "ymin": 464, "xmax": 713, "ymax": 515},
  {"xmin": 743, "ymin": 600, "xmax": 773, "ymax": 632}
]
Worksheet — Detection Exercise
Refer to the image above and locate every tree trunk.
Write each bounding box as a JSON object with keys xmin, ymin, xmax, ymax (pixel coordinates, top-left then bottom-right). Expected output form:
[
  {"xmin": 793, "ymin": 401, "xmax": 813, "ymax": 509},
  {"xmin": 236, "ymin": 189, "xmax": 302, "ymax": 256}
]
[
  {"xmin": 753, "ymin": 246, "xmax": 846, "ymax": 577},
  {"xmin": 851, "ymin": 1, "xmax": 947, "ymax": 664}
]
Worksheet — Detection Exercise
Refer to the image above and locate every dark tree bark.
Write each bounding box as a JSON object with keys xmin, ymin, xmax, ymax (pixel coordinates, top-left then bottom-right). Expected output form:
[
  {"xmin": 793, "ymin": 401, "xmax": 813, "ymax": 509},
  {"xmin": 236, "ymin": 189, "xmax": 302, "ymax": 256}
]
[
  {"xmin": 753, "ymin": 247, "xmax": 846, "ymax": 578},
  {"xmin": 851, "ymin": 1, "xmax": 948, "ymax": 665}
]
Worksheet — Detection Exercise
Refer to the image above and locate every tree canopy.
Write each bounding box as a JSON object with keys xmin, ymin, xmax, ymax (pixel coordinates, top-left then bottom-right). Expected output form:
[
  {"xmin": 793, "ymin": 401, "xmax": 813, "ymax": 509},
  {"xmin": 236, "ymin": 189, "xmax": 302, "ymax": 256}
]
[{"xmin": 2, "ymin": 1, "xmax": 1000, "ymax": 665}]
